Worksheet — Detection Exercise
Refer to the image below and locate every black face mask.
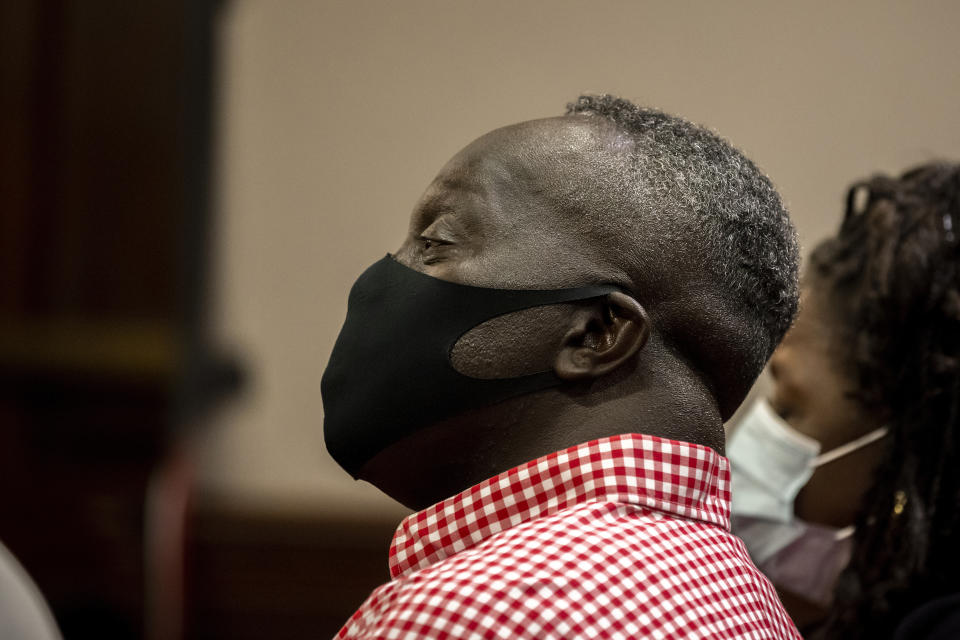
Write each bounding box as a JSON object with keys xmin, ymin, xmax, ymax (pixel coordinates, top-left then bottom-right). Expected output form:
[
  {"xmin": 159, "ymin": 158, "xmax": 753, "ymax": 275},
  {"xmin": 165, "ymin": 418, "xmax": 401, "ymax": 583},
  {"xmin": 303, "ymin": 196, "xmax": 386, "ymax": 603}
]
[{"xmin": 321, "ymin": 255, "xmax": 621, "ymax": 478}]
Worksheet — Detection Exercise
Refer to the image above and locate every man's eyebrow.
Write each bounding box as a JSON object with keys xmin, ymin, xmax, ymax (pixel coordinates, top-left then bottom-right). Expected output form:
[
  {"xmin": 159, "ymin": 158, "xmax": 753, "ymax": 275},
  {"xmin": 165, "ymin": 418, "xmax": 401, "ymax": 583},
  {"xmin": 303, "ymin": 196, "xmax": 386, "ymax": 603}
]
[
  {"xmin": 411, "ymin": 167, "xmax": 492, "ymax": 232},
  {"xmin": 417, "ymin": 193, "xmax": 457, "ymax": 222},
  {"xmin": 418, "ymin": 176, "xmax": 485, "ymax": 216},
  {"xmin": 437, "ymin": 165, "xmax": 491, "ymax": 198},
  {"xmin": 411, "ymin": 195, "xmax": 459, "ymax": 234}
]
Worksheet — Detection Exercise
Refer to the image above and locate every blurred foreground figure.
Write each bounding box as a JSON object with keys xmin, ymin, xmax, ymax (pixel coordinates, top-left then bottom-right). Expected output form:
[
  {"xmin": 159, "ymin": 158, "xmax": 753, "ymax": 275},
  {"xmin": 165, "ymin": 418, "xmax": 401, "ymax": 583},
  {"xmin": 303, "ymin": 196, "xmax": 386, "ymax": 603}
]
[
  {"xmin": 729, "ymin": 163, "xmax": 960, "ymax": 638},
  {"xmin": 0, "ymin": 541, "xmax": 61, "ymax": 639},
  {"xmin": 322, "ymin": 95, "xmax": 802, "ymax": 639}
]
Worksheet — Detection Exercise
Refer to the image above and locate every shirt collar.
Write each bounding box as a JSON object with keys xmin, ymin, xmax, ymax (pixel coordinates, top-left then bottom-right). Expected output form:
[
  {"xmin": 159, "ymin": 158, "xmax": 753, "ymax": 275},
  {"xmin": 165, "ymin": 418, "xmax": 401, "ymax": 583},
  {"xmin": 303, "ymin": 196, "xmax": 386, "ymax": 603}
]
[{"xmin": 388, "ymin": 433, "xmax": 731, "ymax": 578}]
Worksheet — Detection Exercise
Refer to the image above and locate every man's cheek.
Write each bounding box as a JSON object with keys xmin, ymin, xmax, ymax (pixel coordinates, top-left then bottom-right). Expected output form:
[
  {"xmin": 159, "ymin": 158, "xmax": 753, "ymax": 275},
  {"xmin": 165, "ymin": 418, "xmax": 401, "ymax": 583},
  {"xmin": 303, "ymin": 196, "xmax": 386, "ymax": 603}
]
[{"xmin": 450, "ymin": 306, "xmax": 573, "ymax": 379}]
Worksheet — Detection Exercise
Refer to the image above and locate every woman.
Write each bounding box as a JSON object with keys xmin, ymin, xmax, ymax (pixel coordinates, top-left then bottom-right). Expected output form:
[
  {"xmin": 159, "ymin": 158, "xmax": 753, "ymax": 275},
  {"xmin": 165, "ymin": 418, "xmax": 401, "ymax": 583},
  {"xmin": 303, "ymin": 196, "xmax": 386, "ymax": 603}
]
[{"xmin": 728, "ymin": 162, "xmax": 960, "ymax": 638}]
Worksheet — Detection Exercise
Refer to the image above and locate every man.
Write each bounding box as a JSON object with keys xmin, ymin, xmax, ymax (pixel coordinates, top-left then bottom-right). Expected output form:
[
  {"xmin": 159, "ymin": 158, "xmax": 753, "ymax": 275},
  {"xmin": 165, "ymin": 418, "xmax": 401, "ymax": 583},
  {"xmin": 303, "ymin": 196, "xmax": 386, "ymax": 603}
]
[{"xmin": 322, "ymin": 95, "xmax": 802, "ymax": 639}]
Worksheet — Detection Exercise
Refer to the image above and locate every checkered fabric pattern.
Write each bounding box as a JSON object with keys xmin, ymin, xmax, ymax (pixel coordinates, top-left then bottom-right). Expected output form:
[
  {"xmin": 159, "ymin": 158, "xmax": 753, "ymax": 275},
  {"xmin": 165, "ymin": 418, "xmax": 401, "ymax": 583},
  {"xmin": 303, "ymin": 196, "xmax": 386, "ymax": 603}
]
[{"xmin": 337, "ymin": 433, "xmax": 800, "ymax": 639}]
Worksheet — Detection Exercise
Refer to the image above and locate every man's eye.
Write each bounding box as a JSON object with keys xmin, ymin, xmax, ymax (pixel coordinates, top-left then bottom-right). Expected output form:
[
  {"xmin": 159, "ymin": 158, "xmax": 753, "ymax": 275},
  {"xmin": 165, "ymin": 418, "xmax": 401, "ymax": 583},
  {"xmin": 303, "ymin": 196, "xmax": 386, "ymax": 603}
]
[
  {"xmin": 419, "ymin": 235, "xmax": 452, "ymax": 249},
  {"xmin": 418, "ymin": 235, "xmax": 453, "ymax": 264}
]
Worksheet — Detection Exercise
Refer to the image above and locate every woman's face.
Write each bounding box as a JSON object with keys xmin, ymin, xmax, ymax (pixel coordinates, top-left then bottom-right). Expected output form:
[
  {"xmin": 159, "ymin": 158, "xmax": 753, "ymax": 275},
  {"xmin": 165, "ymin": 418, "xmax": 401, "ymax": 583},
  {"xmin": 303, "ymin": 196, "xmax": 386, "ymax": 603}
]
[{"xmin": 767, "ymin": 284, "xmax": 888, "ymax": 528}]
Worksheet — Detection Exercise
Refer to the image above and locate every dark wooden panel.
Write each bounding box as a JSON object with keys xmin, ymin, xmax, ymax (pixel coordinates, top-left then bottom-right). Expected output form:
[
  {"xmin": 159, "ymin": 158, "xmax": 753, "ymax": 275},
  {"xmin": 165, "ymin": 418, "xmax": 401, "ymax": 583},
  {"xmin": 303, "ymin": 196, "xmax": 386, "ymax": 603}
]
[
  {"xmin": 0, "ymin": 0, "xmax": 187, "ymax": 319},
  {"xmin": 187, "ymin": 505, "xmax": 398, "ymax": 640},
  {"xmin": 0, "ymin": 1, "xmax": 223, "ymax": 638}
]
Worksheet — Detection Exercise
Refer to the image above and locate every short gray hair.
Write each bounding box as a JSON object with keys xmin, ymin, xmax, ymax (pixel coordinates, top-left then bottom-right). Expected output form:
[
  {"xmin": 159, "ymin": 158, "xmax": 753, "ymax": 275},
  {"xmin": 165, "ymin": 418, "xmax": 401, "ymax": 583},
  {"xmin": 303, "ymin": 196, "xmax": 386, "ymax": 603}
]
[{"xmin": 567, "ymin": 94, "xmax": 800, "ymax": 409}]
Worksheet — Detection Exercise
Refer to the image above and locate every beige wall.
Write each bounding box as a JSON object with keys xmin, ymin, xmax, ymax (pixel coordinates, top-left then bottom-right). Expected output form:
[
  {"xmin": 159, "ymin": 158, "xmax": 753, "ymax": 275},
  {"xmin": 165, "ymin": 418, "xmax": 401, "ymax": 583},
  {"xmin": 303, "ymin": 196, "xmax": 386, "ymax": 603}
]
[{"xmin": 195, "ymin": 0, "xmax": 960, "ymax": 519}]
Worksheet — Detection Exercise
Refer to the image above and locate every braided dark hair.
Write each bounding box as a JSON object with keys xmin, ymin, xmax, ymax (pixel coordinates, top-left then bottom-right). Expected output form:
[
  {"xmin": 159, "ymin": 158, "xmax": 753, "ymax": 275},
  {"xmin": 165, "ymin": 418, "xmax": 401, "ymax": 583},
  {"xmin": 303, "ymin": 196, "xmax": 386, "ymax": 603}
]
[{"xmin": 809, "ymin": 162, "xmax": 960, "ymax": 639}]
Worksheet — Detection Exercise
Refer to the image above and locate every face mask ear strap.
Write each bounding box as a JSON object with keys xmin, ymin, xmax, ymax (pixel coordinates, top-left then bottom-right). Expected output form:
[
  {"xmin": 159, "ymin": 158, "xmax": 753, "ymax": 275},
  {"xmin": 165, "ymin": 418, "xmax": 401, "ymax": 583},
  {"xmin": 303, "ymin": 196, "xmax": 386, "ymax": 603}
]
[
  {"xmin": 809, "ymin": 426, "xmax": 889, "ymax": 468},
  {"xmin": 833, "ymin": 525, "xmax": 855, "ymax": 541}
]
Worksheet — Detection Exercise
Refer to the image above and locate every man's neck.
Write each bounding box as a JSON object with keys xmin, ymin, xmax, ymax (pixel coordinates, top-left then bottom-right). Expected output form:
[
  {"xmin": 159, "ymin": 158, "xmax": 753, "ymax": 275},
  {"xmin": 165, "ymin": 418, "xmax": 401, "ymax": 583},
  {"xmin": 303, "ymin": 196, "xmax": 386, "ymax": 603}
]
[{"xmin": 359, "ymin": 374, "xmax": 724, "ymax": 512}]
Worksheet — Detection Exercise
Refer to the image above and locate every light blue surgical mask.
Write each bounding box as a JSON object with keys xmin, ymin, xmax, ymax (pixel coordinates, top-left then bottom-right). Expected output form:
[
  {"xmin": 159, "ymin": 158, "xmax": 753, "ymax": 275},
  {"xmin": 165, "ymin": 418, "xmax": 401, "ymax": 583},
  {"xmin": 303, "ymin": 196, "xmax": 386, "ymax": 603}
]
[{"xmin": 727, "ymin": 398, "xmax": 888, "ymax": 604}]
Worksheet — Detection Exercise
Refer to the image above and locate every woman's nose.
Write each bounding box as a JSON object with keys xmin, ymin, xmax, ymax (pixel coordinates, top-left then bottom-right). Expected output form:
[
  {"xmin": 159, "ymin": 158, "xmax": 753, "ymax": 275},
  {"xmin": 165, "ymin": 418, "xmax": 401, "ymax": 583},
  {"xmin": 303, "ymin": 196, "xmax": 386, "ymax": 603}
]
[{"xmin": 768, "ymin": 346, "xmax": 787, "ymax": 382}]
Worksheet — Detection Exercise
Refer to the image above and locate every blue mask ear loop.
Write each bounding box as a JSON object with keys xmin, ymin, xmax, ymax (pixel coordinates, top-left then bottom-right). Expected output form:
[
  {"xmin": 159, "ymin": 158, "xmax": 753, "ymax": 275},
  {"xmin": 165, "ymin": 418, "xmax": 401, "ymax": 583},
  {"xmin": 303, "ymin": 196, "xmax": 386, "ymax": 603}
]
[{"xmin": 808, "ymin": 426, "xmax": 889, "ymax": 468}]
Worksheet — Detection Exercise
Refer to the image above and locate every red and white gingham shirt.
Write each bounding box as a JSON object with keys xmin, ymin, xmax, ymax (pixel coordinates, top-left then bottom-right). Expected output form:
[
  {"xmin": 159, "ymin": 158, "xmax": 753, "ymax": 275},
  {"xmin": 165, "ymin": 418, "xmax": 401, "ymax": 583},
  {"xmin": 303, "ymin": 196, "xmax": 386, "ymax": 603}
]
[{"xmin": 337, "ymin": 433, "xmax": 800, "ymax": 639}]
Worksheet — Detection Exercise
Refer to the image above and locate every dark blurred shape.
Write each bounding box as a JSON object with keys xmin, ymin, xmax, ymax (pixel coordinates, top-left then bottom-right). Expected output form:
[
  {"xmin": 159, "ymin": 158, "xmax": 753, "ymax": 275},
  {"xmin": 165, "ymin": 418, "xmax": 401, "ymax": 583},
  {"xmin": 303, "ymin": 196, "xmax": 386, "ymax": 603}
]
[
  {"xmin": 186, "ymin": 507, "xmax": 395, "ymax": 640},
  {"xmin": 0, "ymin": 0, "xmax": 228, "ymax": 638},
  {"xmin": 893, "ymin": 593, "xmax": 960, "ymax": 640},
  {"xmin": 0, "ymin": 2, "xmax": 400, "ymax": 637}
]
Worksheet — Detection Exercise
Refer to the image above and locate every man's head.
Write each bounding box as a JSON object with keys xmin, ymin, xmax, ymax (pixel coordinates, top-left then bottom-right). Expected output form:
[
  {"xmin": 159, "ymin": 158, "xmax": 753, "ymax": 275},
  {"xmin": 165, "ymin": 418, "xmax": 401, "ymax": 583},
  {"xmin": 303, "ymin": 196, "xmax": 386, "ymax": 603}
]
[
  {"xmin": 561, "ymin": 96, "xmax": 800, "ymax": 404},
  {"xmin": 330, "ymin": 95, "xmax": 799, "ymax": 508},
  {"xmin": 396, "ymin": 96, "xmax": 797, "ymax": 410}
]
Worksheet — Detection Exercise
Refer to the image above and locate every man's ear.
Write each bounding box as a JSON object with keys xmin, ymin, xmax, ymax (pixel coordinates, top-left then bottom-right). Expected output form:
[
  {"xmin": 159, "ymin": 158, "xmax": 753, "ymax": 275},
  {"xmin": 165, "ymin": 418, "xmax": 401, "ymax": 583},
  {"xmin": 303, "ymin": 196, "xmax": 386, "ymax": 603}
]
[{"xmin": 554, "ymin": 291, "xmax": 651, "ymax": 381}]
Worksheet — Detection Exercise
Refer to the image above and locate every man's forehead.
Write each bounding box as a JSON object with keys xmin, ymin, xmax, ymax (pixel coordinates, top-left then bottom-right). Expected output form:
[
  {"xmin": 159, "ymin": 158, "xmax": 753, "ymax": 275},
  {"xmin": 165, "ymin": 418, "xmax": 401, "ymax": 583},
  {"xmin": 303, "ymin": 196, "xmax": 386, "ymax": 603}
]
[
  {"xmin": 465, "ymin": 116, "xmax": 617, "ymax": 162},
  {"xmin": 426, "ymin": 116, "xmax": 620, "ymax": 198}
]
